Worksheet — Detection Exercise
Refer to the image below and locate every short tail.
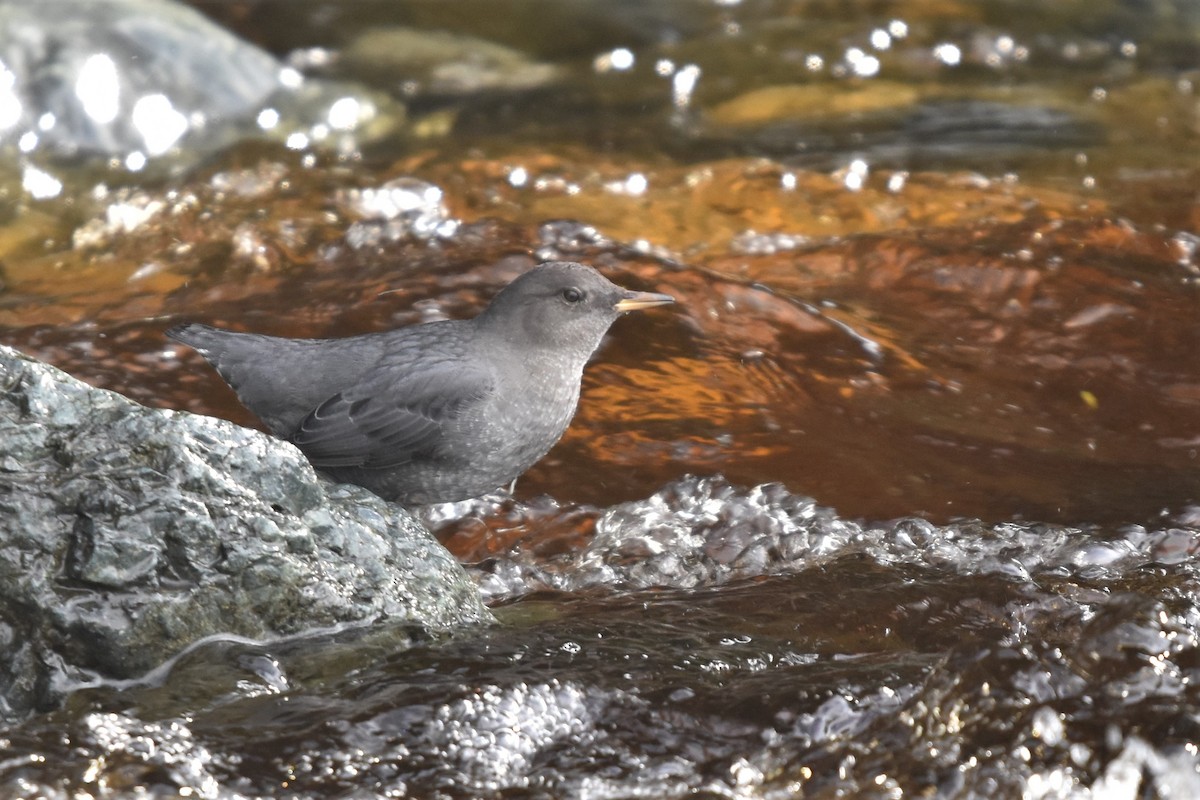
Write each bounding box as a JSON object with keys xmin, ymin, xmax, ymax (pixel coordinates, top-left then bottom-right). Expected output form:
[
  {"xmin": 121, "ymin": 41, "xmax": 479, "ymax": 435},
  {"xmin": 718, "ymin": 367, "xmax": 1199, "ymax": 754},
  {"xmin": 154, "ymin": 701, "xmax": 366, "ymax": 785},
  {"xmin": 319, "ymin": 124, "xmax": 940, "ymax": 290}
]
[{"xmin": 166, "ymin": 323, "xmax": 225, "ymax": 357}]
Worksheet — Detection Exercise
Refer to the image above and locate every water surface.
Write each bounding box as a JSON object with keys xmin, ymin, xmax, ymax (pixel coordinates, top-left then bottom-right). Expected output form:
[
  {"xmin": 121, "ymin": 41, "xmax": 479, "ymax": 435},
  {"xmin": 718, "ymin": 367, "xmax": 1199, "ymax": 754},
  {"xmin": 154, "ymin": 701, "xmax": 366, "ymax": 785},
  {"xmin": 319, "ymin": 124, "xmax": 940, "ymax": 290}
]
[{"xmin": 1, "ymin": 0, "xmax": 1199, "ymax": 796}]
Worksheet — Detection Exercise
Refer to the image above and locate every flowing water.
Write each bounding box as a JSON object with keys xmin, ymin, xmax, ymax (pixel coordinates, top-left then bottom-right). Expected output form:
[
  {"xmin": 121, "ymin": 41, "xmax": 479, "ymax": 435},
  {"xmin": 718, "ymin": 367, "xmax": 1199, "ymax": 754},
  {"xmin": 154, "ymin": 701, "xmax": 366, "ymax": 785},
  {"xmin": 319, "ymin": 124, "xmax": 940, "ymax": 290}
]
[{"xmin": 2, "ymin": 0, "xmax": 1200, "ymax": 796}]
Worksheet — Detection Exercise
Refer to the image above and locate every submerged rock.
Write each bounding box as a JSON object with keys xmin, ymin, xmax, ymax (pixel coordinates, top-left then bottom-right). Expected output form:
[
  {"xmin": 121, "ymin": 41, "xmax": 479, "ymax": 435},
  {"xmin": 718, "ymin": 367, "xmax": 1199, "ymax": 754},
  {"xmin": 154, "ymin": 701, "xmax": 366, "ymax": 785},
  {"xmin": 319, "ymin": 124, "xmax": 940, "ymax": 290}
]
[
  {"xmin": 339, "ymin": 27, "xmax": 561, "ymax": 97},
  {"xmin": 0, "ymin": 345, "xmax": 492, "ymax": 722}
]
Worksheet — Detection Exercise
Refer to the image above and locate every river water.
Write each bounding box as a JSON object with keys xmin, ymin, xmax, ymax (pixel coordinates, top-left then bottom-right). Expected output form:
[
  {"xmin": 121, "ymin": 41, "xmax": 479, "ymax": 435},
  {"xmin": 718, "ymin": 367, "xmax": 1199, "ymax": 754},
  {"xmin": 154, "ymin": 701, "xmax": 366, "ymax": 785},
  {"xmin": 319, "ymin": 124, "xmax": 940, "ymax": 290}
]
[{"xmin": 2, "ymin": 0, "xmax": 1200, "ymax": 797}]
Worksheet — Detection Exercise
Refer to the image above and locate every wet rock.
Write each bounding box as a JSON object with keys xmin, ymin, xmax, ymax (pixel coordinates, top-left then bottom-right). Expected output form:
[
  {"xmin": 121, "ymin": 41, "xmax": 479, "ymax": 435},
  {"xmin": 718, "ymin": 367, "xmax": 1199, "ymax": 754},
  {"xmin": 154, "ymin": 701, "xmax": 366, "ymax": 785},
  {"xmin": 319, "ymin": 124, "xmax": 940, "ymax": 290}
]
[
  {"xmin": 708, "ymin": 82, "xmax": 923, "ymax": 127},
  {"xmin": 697, "ymin": 99, "xmax": 1104, "ymax": 171},
  {"xmin": 339, "ymin": 27, "xmax": 561, "ymax": 97},
  {"xmin": 0, "ymin": 344, "xmax": 492, "ymax": 722},
  {"xmin": 0, "ymin": 0, "xmax": 399, "ymax": 171},
  {"xmin": 0, "ymin": 0, "xmax": 281, "ymax": 159},
  {"xmin": 8, "ymin": 535, "xmax": 1196, "ymax": 798}
]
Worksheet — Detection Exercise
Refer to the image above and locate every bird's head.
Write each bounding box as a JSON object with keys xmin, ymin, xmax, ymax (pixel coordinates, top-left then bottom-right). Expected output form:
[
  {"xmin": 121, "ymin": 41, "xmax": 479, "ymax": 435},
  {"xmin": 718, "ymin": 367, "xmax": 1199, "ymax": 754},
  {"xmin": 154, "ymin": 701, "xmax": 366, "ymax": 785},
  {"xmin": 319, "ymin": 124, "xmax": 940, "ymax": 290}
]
[{"xmin": 476, "ymin": 261, "xmax": 673, "ymax": 358}]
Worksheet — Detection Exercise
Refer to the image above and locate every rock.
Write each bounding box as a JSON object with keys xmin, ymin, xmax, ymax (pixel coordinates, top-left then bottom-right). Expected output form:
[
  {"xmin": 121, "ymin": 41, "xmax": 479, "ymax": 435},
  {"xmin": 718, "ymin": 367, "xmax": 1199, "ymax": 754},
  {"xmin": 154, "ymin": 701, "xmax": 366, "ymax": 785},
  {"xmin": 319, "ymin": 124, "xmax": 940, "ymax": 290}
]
[
  {"xmin": 708, "ymin": 82, "xmax": 923, "ymax": 127},
  {"xmin": 339, "ymin": 27, "xmax": 561, "ymax": 97},
  {"xmin": 0, "ymin": 344, "xmax": 492, "ymax": 722},
  {"xmin": 0, "ymin": 0, "xmax": 400, "ymax": 166},
  {"xmin": 0, "ymin": 0, "xmax": 282, "ymax": 158}
]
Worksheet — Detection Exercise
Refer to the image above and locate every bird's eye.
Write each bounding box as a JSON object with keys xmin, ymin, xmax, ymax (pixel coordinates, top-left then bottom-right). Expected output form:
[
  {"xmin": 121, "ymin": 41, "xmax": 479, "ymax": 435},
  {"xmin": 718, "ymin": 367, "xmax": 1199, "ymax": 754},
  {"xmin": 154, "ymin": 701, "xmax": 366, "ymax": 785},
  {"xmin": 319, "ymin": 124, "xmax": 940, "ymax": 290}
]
[{"xmin": 561, "ymin": 287, "xmax": 585, "ymax": 303}]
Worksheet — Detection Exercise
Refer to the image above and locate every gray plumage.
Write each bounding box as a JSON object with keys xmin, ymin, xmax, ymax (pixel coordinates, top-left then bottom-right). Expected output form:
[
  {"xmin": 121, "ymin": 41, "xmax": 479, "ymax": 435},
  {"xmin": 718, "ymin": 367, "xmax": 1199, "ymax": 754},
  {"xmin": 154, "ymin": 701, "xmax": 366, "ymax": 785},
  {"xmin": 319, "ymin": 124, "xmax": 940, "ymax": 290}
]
[{"xmin": 167, "ymin": 261, "xmax": 673, "ymax": 504}]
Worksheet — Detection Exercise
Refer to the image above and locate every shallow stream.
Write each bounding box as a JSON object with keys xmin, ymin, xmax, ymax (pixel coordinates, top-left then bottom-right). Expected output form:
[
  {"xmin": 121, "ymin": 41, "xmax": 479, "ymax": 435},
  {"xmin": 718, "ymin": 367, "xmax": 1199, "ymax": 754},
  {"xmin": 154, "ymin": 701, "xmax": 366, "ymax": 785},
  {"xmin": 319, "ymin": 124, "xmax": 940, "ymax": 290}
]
[{"xmin": 2, "ymin": 0, "xmax": 1200, "ymax": 796}]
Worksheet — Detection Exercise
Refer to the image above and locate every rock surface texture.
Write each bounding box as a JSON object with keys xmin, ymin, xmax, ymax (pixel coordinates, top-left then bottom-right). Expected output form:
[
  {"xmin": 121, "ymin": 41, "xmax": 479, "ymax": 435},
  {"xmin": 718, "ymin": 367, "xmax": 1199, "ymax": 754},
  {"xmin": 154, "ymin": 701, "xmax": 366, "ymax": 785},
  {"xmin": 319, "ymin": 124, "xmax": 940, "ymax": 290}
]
[{"xmin": 0, "ymin": 345, "xmax": 492, "ymax": 722}]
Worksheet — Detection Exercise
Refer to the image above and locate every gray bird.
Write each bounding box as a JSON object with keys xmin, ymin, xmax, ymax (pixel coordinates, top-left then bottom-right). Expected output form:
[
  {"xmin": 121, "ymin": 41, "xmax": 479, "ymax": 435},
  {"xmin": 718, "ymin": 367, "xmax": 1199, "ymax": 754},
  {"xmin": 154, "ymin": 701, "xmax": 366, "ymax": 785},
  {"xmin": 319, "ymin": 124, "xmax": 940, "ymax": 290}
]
[{"xmin": 167, "ymin": 261, "xmax": 674, "ymax": 505}]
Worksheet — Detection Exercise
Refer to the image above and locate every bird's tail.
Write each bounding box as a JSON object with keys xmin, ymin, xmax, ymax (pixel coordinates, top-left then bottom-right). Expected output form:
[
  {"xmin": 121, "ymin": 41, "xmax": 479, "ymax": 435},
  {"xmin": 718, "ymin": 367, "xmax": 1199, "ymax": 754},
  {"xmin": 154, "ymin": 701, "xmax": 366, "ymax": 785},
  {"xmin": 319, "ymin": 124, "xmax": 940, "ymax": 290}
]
[{"xmin": 166, "ymin": 323, "xmax": 225, "ymax": 359}]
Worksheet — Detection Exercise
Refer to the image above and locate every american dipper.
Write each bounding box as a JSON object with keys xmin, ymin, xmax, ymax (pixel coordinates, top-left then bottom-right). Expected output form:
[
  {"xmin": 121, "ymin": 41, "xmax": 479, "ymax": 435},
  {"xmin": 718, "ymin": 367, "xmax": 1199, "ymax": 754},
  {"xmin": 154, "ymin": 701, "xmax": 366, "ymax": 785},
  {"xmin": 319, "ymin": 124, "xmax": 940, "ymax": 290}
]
[{"xmin": 167, "ymin": 261, "xmax": 674, "ymax": 504}]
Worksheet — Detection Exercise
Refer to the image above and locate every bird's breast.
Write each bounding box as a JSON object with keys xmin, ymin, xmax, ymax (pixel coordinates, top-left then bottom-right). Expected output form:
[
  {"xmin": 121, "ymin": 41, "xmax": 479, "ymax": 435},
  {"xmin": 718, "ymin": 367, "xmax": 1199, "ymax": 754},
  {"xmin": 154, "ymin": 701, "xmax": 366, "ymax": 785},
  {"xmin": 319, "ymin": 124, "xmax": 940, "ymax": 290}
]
[{"xmin": 455, "ymin": 356, "xmax": 583, "ymax": 475}]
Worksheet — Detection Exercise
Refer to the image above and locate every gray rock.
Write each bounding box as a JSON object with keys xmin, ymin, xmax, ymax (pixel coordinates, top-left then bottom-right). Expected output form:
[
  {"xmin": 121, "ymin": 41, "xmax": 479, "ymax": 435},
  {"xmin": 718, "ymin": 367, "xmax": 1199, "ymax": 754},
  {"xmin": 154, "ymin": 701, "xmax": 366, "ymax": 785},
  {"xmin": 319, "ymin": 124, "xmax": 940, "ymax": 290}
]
[
  {"xmin": 0, "ymin": 0, "xmax": 282, "ymax": 158},
  {"xmin": 0, "ymin": 344, "xmax": 492, "ymax": 722},
  {"xmin": 0, "ymin": 0, "xmax": 401, "ymax": 165}
]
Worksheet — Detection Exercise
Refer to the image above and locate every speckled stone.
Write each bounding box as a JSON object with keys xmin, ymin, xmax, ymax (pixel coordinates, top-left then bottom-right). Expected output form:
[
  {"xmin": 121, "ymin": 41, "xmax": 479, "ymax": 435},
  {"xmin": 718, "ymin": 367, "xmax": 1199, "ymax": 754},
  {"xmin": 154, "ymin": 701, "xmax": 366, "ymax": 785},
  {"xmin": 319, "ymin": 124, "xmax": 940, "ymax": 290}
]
[{"xmin": 0, "ymin": 345, "xmax": 492, "ymax": 722}]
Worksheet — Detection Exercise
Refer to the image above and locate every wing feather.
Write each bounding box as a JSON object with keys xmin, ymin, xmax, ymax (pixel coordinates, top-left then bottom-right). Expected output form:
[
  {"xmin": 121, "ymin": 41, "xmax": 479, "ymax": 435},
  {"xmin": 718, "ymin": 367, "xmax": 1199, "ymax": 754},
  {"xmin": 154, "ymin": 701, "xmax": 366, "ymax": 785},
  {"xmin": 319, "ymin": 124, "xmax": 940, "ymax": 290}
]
[{"xmin": 290, "ymin": 365, "xmax": 492, "ymax": 470}]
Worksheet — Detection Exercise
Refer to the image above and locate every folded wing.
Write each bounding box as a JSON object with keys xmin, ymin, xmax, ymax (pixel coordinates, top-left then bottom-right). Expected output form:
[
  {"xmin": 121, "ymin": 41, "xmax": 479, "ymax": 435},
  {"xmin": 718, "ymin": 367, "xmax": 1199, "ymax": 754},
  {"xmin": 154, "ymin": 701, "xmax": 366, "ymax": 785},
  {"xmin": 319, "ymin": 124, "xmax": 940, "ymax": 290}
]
[{"xmin": 290, "ymin": 366, "xmax": 493, "ymax": 470}]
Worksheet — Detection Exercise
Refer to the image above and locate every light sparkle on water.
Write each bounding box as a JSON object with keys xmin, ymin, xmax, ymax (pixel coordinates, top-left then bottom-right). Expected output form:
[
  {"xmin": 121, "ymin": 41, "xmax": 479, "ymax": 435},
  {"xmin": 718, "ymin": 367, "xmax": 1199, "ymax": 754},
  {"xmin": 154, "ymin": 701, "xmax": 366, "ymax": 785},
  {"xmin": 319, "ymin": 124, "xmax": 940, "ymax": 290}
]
[
  {"xmin": 76, "ymin": 53, "xmax": 120, "ymax": 124},
  {"xmin": 933, "ymin": 43, "xmax": 962, "ymax": 66},
  {"xmin": 594, "ymin": 47, "xmax": 635, "ymax": 73}
]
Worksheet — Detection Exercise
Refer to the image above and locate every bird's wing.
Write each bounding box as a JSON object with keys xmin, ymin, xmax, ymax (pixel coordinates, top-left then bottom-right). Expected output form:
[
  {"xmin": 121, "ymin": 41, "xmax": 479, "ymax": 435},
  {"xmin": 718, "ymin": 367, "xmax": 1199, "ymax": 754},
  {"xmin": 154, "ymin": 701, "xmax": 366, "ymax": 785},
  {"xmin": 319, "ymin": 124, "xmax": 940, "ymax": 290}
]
[{"xmin": 289, "ymin": 364, "xmax": 493, "ymax": 470}]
